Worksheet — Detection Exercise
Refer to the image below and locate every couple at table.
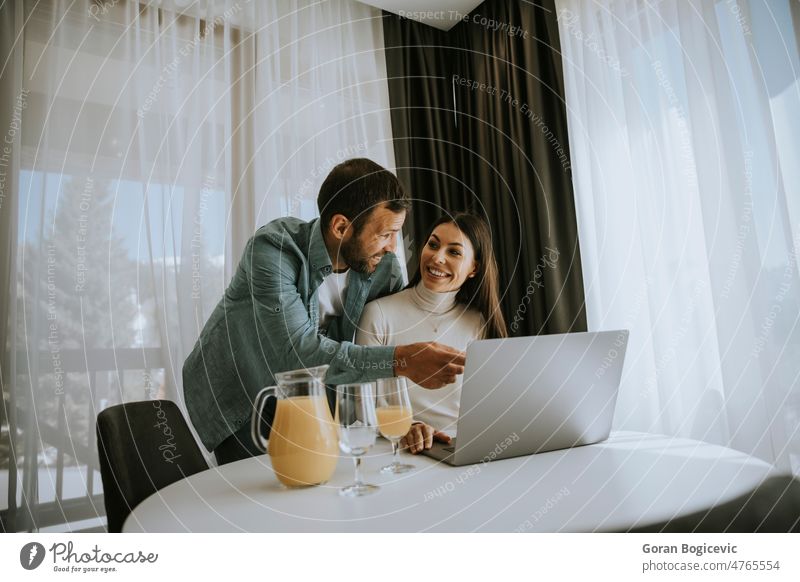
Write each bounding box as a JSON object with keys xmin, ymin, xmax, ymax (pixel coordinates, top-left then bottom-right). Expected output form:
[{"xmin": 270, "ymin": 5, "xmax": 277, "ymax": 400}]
[{"xmin": 182, "ymin": 158, "xmax": 508, "ymax": 466}]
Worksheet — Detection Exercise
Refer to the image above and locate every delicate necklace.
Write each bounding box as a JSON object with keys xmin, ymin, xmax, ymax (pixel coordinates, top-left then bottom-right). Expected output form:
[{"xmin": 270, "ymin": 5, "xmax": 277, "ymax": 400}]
[
  {"xmin": 413, "ymin": 289, "xmax": 459, "ymax": 333},
  {"xmin": 431, "ymin": 315, "xmax": 451, "ymax": 334}
]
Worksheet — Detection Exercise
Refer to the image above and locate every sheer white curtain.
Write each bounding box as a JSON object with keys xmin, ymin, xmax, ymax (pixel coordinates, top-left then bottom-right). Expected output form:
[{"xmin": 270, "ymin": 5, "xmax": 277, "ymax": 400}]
[
  {"xmin": 556, "ymin": 0, "xmax": 800, "ymax": 472},
  {"xmin": 0, "ymin": 0, "xmax": 397, "ymax": 531}
]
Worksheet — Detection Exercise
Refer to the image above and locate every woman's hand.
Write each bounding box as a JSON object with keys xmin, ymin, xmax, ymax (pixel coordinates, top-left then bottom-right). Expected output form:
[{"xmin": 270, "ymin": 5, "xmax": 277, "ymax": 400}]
[{"xmin": 400, "ymin": 422, "xmax": 451, "ymax": 454}]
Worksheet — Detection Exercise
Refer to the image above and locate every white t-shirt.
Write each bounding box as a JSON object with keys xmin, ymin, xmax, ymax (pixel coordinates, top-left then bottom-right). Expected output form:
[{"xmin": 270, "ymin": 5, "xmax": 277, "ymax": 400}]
[
  {"xmin": 355, "ymin": 282, "xmax": 484, "ymax": 434},
  {"xmin": 317, "ymin": 270, "xmax": 349, "ymax": 335}
]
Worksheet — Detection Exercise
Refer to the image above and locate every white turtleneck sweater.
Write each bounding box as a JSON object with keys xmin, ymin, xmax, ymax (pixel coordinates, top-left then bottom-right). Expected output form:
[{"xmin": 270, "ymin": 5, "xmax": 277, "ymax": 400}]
[{"xmin": 355, "ymin": 282, "xmax": 484, "ymax": 434}]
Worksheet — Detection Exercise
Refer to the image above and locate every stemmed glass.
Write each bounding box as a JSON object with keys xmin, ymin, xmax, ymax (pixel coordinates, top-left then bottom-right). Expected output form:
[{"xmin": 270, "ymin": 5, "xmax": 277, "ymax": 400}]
[
  {"xmin": 376, "ymin": 377, "xmax": 415, "ymax": 474},
  {"xmin": 335, "ymin": 382, "xmax": 380, "ymax": 497}
]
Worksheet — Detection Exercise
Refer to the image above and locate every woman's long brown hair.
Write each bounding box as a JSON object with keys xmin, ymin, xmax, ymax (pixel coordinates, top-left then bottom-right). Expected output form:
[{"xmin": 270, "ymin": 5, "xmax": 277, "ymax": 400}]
[{"xmin": 408, "ymin": 212, "xmax": 508, "ymax": 339}]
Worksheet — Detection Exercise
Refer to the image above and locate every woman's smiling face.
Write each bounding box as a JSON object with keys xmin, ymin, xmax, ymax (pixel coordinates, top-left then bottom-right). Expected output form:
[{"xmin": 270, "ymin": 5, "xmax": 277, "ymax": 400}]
[{"xmin": 419, "ymin": 221, "xmax": 477, "ymax": 293}]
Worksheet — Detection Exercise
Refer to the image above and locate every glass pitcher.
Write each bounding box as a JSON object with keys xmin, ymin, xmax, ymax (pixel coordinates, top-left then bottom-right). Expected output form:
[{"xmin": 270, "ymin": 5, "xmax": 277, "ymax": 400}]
[{"xmin": 251, "ymin": 365, "xmax": 339, "ymax": 487}]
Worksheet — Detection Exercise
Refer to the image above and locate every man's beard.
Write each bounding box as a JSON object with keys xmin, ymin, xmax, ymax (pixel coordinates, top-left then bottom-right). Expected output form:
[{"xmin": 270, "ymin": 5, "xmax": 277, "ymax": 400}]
[{"xmin": 339, "ymin": 236, "xmax": 383, "ymax": 274}]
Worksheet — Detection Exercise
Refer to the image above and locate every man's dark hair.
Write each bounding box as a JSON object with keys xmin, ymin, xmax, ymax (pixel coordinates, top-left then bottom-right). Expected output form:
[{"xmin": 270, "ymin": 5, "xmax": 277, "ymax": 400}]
[{"xmin": 317, "ymin": 158, "xmax": 410, "ymax": 235}]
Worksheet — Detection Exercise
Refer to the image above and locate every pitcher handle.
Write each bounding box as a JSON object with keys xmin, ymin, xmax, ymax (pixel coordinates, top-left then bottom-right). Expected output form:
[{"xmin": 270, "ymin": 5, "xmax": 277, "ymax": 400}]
[{"xmin": 251, "ymin": 386, "xmax": 277, "ymax": 452}]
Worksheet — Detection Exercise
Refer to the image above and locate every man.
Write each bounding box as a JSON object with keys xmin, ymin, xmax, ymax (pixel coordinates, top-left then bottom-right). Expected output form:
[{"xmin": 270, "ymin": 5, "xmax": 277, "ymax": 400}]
[{"xmin": 183, "ymin": 158, "xmax": 466, "ymax": 465}]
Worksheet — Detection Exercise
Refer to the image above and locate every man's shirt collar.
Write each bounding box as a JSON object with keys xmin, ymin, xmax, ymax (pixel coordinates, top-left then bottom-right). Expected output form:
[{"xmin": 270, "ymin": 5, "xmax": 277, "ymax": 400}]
[{"xmin": 308, "ymin": 217, "xmax": 334, "ymax": 276}]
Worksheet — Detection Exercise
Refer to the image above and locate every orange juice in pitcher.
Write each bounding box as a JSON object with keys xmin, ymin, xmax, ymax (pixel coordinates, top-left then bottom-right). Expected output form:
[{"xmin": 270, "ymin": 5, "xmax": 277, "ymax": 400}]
[{"xmin": 252, "ymin": 365, "xmax": 338, "ymax": 487}]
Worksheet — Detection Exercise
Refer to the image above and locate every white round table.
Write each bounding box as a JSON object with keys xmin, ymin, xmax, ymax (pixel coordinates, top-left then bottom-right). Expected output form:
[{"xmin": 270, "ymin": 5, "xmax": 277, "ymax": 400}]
[{"xmin": 122, "ymin": 431, "xmax": 775, "ymax": 532}]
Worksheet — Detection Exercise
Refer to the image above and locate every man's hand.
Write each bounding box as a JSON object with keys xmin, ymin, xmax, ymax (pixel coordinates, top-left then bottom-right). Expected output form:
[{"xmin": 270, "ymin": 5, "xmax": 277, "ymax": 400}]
[
  {"xmin": 394, "ymin": 342, "xmax": 466, "ymax": 388},
  {"xmin": 401, "ymin": 422, "xmax": 452, "ymax": 454}
]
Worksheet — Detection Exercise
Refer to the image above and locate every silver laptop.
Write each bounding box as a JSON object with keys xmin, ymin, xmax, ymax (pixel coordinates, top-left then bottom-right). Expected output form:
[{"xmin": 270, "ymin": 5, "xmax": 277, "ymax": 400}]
[{"xmin": 423, "ymin": 330, "xmax": 629, "ymax": 466}]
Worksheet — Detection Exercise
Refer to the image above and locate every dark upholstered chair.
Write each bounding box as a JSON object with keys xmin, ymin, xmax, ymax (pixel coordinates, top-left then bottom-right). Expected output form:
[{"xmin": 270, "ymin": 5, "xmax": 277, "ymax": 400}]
[
  {"xmin": 96, "ymin": 400, "xmax": 209, "ymax": 532},
  {"xmin": 627, "ymin": 475, "xmax": 800, "ymax": 532}
]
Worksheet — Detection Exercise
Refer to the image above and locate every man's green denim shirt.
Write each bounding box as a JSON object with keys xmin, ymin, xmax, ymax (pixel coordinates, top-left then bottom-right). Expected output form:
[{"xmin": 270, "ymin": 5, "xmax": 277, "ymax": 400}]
[{"xmin": 183, "ymin": 216, "xmax": 403, "ymax": 452}]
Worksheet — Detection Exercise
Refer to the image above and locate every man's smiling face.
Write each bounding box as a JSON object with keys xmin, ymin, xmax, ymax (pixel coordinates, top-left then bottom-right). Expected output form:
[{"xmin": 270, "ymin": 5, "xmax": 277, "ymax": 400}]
[{"xmin": 336, "ymin": 204, "xmax": 406, "ymax": 274}]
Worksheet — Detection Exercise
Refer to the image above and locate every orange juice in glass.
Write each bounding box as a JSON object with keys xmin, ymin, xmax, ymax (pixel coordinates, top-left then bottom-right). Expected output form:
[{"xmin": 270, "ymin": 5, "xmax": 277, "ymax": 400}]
[
  {"xmin": 376, "ymin": 377, "xmax": 416, "ymax": 474},
  {"xmin": 376, "ymin": 405, "xmax": 413, "ymax": 439}
]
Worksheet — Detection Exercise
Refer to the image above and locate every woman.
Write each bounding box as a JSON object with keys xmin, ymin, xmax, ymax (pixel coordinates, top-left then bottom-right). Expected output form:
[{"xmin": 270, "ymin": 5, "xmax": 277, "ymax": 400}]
[{"xmin": 355, "ymin": 212, "xmax": 508, "ymax": 454}]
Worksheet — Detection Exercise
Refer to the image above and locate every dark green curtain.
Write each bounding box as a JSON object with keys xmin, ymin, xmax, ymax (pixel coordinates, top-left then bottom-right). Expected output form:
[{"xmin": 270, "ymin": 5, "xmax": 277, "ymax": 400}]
[{"xmin": 383, "ymin": 0, "xmax": 586, "ymax": 336}]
